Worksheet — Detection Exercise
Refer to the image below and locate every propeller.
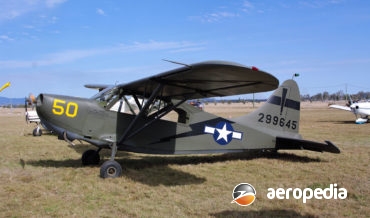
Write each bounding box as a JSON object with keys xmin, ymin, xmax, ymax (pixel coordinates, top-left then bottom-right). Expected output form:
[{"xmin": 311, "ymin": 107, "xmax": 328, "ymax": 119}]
[
  {"xmin": 346, "ymin": 94, "xmax": 354, "ymax": 107},
  {"xmin": 26, "ymin": 93, "xmax": 36, "ymax": 104},
  {"xmin": 25, "ymin": 93, "xmax": 37, "ymax": 112}
]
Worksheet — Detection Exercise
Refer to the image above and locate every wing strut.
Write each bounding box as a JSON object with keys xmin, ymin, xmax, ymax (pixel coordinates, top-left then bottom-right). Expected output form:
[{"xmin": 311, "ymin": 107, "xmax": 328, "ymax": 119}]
[
  {"xmin": 124, "ymin": 98, "xmax": 187, "ymax": 140},
  {"xmin": 122, "ymin": 96, "xmax": 136, "ymax": 115},
  {"xmin": 118, "ymin": 83, "xmax": 164, "ymax": 145},
  {"xmin": 133, "ymin": 94, "xmax": 142, "ymax": 110}
]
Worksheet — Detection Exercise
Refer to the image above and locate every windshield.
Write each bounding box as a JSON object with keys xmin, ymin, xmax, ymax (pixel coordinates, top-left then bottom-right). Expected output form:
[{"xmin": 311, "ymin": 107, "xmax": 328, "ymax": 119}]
[
  {"xmin": 91, "ymin": 86, "xmax": 169, "ymax": 116},
  {"xmin": 92, "ymin": 86, "xmax": 122, "ymax": 109}
]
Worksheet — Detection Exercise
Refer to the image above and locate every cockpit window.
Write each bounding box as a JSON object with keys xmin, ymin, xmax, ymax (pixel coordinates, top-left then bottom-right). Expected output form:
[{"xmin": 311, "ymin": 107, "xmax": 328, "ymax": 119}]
[
  {"xmin": 91, "ymin": 87, "xmax": 170, "ymax": 116},
  {"xmin": 92, "ymin": 87, "xmax": 122, "ymax": 109}
]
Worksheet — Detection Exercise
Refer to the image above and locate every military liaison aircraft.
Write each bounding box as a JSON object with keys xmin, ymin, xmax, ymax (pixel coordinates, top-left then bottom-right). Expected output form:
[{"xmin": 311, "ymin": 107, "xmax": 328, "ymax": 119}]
[{"xmin": 35, "ymin": 61, "xmax": 340, "ymax": 178}]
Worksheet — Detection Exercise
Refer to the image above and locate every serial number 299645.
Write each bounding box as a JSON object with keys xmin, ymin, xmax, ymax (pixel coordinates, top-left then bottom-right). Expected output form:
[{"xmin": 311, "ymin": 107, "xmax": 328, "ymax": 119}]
[{"xmin": 258, "ymin": 113, "xmax": 298, "ymax": 130}]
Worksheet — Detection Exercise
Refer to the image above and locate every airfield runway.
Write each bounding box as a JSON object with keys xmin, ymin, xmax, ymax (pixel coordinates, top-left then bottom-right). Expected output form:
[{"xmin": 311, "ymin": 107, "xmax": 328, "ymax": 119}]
[{"xmin": 0, "ymin": 102, "xmax": 368, "ymax": 217}]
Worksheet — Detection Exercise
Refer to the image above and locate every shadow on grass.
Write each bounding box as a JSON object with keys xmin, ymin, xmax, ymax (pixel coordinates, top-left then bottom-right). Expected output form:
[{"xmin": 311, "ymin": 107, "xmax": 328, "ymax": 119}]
[
  {"xmin": 26, "ymin": 156, "xmax": 207, "ymax": 186},
  {"xmin": 114, "ymin": 151, "xmax": 323, "ymax": 170},
  {"xmin": 118, "ymin": 151, "xmax": 322, "ymax": 186},
  {"xmin": 210, "ymin": 209, "xmax": 316, "ymax": 218},
  {"xmin": 124, "ymin": 165, "xmax": 206, "ymax": 186},
  {"xmin": 317, "ymin": 120, "xmax": 356, "ymax": 125},
  {"xmin": 26, "ymin": 148, "xmax": 322, "ymax": 186},
  {"xmin": 27, "ymin": 147, "xmax": 323, "ymax": 170}
]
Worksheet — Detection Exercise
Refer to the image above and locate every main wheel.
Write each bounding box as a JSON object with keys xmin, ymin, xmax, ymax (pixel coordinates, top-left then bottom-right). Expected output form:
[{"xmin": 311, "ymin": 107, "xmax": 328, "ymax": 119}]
[
  {"xmin": 100, "ymin": 160, "xmax": 122, "ymax": 178},
  {"xmin": 82, "ymin": 149, "xmax": 100, "ymax": 165},
  {"xmin": 33, "ymin": 128, "xmax": 42, "ymax": 136}
]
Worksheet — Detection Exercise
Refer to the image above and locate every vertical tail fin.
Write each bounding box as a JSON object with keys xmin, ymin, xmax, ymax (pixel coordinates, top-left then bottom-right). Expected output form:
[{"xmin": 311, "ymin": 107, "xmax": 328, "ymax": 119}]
[
  {"xmin": 236, "ymin": 79, "xmax": 301, "ymax": 136},
  {"xmin": 234, "ymin": 79, "xmax": 341, "ymax": 153}
]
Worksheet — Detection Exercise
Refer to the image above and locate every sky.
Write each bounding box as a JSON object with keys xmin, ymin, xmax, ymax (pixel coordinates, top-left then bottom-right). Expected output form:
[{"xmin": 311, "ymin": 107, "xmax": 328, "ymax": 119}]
[{"xmin": 1, "ymin": 0, "xmax": 370, "ymax": 99}]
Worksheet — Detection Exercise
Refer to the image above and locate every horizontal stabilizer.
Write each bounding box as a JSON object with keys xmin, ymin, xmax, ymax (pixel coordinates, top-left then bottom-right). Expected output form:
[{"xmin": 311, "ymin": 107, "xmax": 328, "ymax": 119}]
[
  {"xmin": 276, "ymin": 137, "xmax": 340, "ymax": 154},
  {"xmin": 84, "ymin": 84, "xmax": 112, "ymax": 92}
]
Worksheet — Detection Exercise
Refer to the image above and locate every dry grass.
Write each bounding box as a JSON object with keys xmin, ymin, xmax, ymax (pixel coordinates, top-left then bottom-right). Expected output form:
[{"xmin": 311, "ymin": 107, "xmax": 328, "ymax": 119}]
[{"xmin": 0, "ymin": 103, "xmax": 369, "ymax": 217}]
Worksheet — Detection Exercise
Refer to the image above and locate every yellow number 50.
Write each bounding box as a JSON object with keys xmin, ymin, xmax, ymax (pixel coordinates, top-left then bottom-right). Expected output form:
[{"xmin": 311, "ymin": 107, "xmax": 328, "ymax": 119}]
[{"xmin": 52, "ymin": 99, "xmax": 78, "ymax": 118}]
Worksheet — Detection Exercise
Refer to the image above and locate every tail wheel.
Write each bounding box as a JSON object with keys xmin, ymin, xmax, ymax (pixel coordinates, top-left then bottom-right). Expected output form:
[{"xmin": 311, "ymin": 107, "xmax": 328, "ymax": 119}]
[
  {"xmin": 82, "ymin": 149, "xmax": 100, "ymax": 165},
  {"xmin": 100, "ymin": 160, "xmax": 122, "ymax": 178}
]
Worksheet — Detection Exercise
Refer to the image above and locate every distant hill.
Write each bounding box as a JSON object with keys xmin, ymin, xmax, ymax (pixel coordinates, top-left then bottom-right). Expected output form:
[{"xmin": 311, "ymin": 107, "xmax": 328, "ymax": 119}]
[{"xmin": 0, "ymin": 96, "xmax": 25, "ymax": 106}]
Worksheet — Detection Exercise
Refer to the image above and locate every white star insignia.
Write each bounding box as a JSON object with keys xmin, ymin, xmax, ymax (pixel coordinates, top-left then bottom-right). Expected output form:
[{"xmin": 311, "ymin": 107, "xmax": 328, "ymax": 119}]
[
  {"xmin": 204, "ymin": 122, "xmax": 244, "ymax": 145},
  {"xmin": 216, "ymin": 123, "xmax": 232, "ymax": 142}
]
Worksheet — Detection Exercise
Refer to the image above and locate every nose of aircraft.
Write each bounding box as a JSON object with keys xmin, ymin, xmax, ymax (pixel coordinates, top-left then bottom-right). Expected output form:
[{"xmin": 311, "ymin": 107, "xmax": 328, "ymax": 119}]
[
  {"xmin": 36, "ymin": 94, "xmax": 54, "ymax": 121},
  {"xmin": 36, "ymin": 94, "xmax": 45, "ymax": 115},
  {"xmin": 350, "ymin": 104, "xmax": 359, "ymax": 114},
  {"xmin": 36, "ymin": 94, "xmax": 43, "ymax": 106}
]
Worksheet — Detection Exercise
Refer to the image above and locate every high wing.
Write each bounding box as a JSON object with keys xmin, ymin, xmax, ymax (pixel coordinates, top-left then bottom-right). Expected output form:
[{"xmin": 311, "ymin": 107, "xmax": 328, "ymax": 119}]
[
  {"xmin": 329, "ymin": 104, "xmax": 351, "ymax": 111},
  {"xmin": 117, "ymin": 61, "xmax": 279, "ymax": 100}
]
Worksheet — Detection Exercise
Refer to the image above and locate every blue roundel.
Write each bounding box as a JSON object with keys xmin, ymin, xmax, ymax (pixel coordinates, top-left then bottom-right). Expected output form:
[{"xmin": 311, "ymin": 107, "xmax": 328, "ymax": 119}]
[{"xmin": 213, "ymin": 121, "xmax": 234, "ymax": 145}]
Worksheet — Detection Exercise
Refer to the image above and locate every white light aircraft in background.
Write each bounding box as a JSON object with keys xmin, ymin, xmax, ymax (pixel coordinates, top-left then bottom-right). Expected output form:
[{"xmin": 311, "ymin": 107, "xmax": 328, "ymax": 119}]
[{"xmin": 329, "ymin": 96, "xmax": 370, "ymax": 124}]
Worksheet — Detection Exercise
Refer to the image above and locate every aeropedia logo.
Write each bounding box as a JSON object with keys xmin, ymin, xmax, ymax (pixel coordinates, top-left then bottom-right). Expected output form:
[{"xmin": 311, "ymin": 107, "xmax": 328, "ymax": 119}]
[
  {"xmin": 267, "ymin": 184, "xmax": 347, "ymax": 203},
  {"xmin": 231, "ymin": 183, "xmax": 256, "ymax": 206},
  {"xmin": 231, "ymin": 183, "xmax": 347, "ymax": 206}
]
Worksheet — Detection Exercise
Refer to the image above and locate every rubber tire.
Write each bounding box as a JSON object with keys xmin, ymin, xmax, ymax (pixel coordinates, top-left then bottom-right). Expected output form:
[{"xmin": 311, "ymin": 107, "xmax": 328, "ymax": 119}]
[
  {"xmin": 100, "ymin": 160, "xmax": 122, "ymax": 178},
  {"xmin": 33, "ymin": 128, "xmax": 42, "ymax": 136},
  {"xmin": 82, "ymin": 149, "xmax": 100, "ymax": 166}
]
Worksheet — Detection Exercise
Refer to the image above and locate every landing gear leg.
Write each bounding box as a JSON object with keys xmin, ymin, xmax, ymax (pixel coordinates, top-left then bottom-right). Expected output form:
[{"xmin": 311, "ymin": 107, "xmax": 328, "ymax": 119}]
[
  {"xmin": 100, "ymin": 143, "xmax": 122, "ymax": 178},
  {"xmin": 109, "ymin": 142, "xmax": 118, "ymax": 161}
]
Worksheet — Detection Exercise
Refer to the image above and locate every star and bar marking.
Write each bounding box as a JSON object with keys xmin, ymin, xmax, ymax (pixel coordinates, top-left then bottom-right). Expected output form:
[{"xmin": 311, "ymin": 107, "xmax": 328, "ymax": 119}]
[{"xmin": 204, "ymin": 121, "xmax": 243, "ymax": 145}]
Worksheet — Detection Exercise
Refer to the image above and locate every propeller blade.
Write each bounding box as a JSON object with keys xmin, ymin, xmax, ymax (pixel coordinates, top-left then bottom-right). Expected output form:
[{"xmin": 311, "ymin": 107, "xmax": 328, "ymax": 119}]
[{"xmin": 27, "ymin": 93, "xmax": 37, "ymax": 104}]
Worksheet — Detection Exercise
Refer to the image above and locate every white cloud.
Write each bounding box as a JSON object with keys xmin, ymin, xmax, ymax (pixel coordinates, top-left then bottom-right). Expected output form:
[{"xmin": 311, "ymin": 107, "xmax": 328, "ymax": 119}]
[
  {"xmin": 96, "ymin": 8, "xmax": 105, "ymax": 16},
  {"xmin": 45, "ymin": 0, "xmax": 67, "ymax": 8},
  {"xmin": 243, "ymin": 1, "xmax": 254, "ymax": 10},
  {"xmin": 0, "ymin": 40, "xmax": 205, "ymax": 68},
  {"xmin": 0, "ymin": 0, "xmax": 67, "ymax": 21},
  {"xmin": 191, "ymin": 1, "xmax": 262, "ymax": 23},
  {"xmin": 23, "ymin": 25, "xmax": 35, "ymax": 29},
  {"xmin": 118, "ymin": 40, "xmax": 204, "ymax": 52},
  {"xmin": 51, "ymin": 16, "xmax": 58, "ymax": 23},
  {"xmin": 170, "ymin": 46, "xmax": 205, "ymax": 53},
  {"xmin": 0, "ymin": 35, "xmax": 14, "ymax": 41},
  {"xmin": 191, "ymin": 11, "xmax": 239, "ymax": 23},
  {"xmin": 299, "ymin": 0, "xmax": 344, "ymax": 8}
]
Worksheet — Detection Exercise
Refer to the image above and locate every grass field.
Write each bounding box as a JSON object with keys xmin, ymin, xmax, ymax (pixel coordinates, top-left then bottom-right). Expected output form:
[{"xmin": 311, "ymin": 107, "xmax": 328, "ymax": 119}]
[{"xmin": 0, "ymin": 102, "xmax": 369, "ymax": 217}]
